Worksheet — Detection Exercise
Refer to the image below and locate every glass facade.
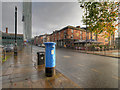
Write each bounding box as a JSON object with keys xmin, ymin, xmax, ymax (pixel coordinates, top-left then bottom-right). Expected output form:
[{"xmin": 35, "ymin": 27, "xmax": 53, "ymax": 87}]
[{"xmin": 23, "ymin": 2, "xmax": 32, "ymax": 41}]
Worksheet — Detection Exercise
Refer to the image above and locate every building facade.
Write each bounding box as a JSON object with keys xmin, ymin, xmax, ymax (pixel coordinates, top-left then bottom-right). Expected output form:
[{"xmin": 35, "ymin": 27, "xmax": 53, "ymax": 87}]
[
  {"xmin": 34, "ymin": 36, "xmax": 39, "ymax": 46},
  {"xmin": 2, "ymin": 28, "xmax": 23, "ymax": 46},
  {"xmin": 34, "ymin": 25, "xmax": 115, "ymax": 48},
  {"xmin": 22, "ymin": 1, "xmax": 32, "ymax": 41},
  {"xmin": 34, "ymin": 34, "xmax": 51, "ymax": 46}
]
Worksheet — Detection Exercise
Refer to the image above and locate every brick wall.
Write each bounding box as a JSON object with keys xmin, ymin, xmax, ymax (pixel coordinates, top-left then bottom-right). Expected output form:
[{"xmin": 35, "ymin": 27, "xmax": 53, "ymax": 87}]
[
  {"xmin": 34, "ymin": 26, "xmax": 115, "ymax": 47},
  {"xmin": 82, "ymin": 31, "xmax": 86, "ymax": 40},
  {"xmin": 60, "ymin": 30, "xmax": 65, "ymax": 40},
  {"xmin": 50, "ymin": 34, "xmax": 53, "ymax": 42},
  {"xmin": 40, "ymin": 36, "xmax": 43, "ymax": 44},
  {"xmin": 46, "ymin": 35, "xmax": 50, "ymax": 42},
  {"xmin": 73, "ymin": 29, "xmax": 80, "ymax": 40},
  {"xmin": 67, "ymin": 29, "xmax": 72, "ymax": 39},
  {"xmin": 56, "ymin": 32, "xmax": 59, "ymax": 40}
]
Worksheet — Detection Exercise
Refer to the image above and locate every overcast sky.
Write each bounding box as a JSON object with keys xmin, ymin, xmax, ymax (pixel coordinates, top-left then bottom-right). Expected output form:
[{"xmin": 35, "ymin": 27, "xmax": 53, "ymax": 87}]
[
  {"xmin": 1, "ymin": 1, "xmax": 118, "ymax": 38},
  {"xmin": 2, "ymin": 1, "xmax": 84, "ymax": 38},
  {"xmin": 2, "ymin": 2, "xmax": 23, "ymax": 34}
]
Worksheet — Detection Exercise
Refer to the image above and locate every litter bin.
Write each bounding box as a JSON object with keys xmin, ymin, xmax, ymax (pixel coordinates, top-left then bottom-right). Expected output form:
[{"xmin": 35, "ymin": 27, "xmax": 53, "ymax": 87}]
[
  {"xmin": 37, "ymin": 51, "xmax": 45, "ymax": 65},
  {"xmin": 44, "ymin": 42, "xmax": 56, "ymax": 77}
]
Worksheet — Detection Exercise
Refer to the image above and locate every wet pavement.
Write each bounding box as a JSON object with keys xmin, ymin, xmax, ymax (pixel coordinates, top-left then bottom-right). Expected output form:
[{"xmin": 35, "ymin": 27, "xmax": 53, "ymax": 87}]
[
  {"xmin": 78, "ymin": 49, "xmax": 120, "ymax": 58},
  {"xmin": 56, "ymin": 48, "xmax": 119, "ymax": 88},
  {"xmin": 2, "ymin": 45, "xmax": 79, "ymax": 88},
  {"xmin": 2, "ymin": 45, "xmax": 119, "ymax": 88},
  {"xmin": 32, "ymin": 45, "xmax": 119, "ymax": 88}
]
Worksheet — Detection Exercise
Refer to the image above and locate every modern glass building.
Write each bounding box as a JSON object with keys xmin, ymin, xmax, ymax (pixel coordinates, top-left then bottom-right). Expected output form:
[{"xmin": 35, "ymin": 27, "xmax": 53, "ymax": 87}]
[{"xmin": 22, "ymin": 1, "xmax": 32, "ymax": 42}]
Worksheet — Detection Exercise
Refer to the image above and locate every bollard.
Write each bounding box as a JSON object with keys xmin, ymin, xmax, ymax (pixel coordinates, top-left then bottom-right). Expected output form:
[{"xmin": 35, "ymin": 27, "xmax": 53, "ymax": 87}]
[
  {"xmin": 3, "ymin": 50, "xmax": 6, "ymax": 60},
  {"xmin": 37, "ymin": 52, "xmax": 45, "ymax": 65},
  {"xmin": 14, "ymin": 45, "xmax": 17, "ymax": 56},
  {"xmin": 44, "ymin": 42, "xmax": 56, "ymax": 77}
]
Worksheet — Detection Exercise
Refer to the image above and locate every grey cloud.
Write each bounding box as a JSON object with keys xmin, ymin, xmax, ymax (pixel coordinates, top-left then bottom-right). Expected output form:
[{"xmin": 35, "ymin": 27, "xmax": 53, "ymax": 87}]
[
  {"xmin": 32, "ymin": 2, "xmax": 84, "ymax": 37},
  {"xmin": 2, "ymin": 2, "xmax": 84, "ymax": 38},
  {"xmin": 2, "ymin": 2, "xmax": 23, "ymax": 34}
]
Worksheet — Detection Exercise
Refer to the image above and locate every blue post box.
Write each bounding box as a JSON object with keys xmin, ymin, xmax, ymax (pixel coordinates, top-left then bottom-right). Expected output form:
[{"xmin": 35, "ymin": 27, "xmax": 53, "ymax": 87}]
[{"xmin": 44, "ymin": 42, "xmax": 56, "ymax": 77}]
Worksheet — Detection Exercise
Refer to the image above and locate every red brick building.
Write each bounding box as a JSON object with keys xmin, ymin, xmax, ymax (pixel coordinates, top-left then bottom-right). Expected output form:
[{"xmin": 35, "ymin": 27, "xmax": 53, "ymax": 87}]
[
  {"xmin": 34, "ymin": 36, "xmax": 39, "ymax": 45},
  {"xmin": 46, "ymin": 34, "xmax": 51, "ymax": 42},
  {"xmin": 51, "ymin": 26, "xmax": 90, "ymax": 48},
  {"xmin": 34, "ymin": 34, "xmax": 51, "ymax": 46},
  {"xmin": 34, "ymin": 25, "xmax": 115, "ymax": 48}
]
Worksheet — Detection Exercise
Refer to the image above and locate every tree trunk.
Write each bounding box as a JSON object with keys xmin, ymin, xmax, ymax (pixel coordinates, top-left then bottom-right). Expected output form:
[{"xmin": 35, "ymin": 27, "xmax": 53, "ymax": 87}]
[
  {"xmin": 112, "ymin": 34, "xmax": 115, "ymax": 46},
  {"xmin": 96, "ymin": 34, "xmax": 98, "ymax": 41},
  {"xmin": 108, "ymin": 33, "xmax": 111, "ymax": 46},
  {"xmin": 91, "ymin": 31, "xmax": 92, "ymax": 40}
]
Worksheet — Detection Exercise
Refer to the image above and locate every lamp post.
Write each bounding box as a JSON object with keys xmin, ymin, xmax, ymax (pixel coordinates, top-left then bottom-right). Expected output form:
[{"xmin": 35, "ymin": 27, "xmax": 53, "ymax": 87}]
[
  {"xmin": 14, "ymin": 6, "xmax": 17, "ymax": 56},
  {"xmin": 80, "ymin": 4, "xmax": 88, "ymax": 52}
]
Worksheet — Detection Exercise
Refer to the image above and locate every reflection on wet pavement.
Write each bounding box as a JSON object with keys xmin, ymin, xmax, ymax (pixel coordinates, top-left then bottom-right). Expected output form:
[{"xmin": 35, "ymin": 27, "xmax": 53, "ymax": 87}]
[
  {"xmin": 2, "ymin": 45, "xmax": 80, "ymax": 88},
  {"xmin": 2, "ymin": 45, "xmax": 119, "ymax": 88},
  {"xmin": 31, "ymin": 45, "xmax": 119, "ymax": 88},
  {"xmin": 56, "ymin": 48, "xmax": 118, "ymax": 88}
]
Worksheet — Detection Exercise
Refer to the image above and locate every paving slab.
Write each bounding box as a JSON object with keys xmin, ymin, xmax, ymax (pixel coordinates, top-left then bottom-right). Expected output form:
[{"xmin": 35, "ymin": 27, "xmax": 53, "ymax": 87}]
[{"xmin": 2, "ymin": 46, "xmax": 80, "ymax": 88}]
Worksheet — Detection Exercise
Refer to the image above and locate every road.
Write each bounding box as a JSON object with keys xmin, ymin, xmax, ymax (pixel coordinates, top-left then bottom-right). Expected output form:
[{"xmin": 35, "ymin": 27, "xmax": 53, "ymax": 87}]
[
  {"xmin": 2, "ymin": 45, "xmax": 80, "ymax": 88},
  {"xmin": 32, "ymin": 45, "xmax": 119, "ymax": 88}
]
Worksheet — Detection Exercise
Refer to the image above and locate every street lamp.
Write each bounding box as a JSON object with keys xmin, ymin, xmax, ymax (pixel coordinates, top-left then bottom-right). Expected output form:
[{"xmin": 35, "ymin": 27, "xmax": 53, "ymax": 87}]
[
  {"xmin": 14, "ymin": 6, "xmax": 17, "ymax": 56},
  {"xmin": 80, "ymin": 4, "xmax": 88, "ymax": 52}
]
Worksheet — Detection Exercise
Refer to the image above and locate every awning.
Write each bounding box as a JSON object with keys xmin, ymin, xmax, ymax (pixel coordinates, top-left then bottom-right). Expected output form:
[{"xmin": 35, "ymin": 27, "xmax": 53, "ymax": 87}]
[{"xmin": 74, "ymin": 39, "xmax": 102, "ymax": 44}]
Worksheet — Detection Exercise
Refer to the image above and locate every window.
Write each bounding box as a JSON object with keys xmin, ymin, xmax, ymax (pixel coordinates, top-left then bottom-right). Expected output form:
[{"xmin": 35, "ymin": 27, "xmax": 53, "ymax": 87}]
[
  {"xmin": 71, "ymin": 29, "xmax": 73, "ymax": 33},
  {"xmin": 55, "ymin": 33, "xmax": 56, "ymax": 41},
  {"xmin": 105, "ymin": 38, "xmax": 108, "ymax": 42},
  {"xmin": 52, "ymin": 35, "xmax": 54, "ymax": 41},
  {"xmin": 81, "ymin": 35, "xmax": 82, "ymax": 40},
  {"xmin": 105, "ymin": 40, "xmax": 108, "ymax": 42},
  {"xmin": 80, "ymin": 31, "xmax": 82, "ymax": 40},
  {"xmin": 59, "ymin": 32, "xmax": 60, "ymax": 40},
  {"xmin": 64, "ymin": 35, "xmax": 67, "ymax": 39},
  {"xmin": 64, "ymin": 30, "xmax": 66, "ymax": 33},
  {"xmin": 71, "ymin": 35, "xmax": 73, "ymax": 39}
]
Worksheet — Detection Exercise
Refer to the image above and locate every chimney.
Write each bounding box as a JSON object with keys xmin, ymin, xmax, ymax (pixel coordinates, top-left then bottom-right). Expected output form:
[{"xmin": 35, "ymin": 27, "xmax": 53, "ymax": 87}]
[
  {"xmin": 76, "ymin": 26, "xmax": 80, "ymax": 28},
  {"xmin": 6, "ymin": 27, "xmax": 8, "ymax": 33}
]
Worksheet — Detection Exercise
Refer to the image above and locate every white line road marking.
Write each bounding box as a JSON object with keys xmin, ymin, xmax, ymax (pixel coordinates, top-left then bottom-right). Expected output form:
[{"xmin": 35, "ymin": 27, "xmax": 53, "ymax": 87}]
[
  {"xmin": 78, "ymin": 64, "xmax": 84, "ymax": 67},
  {"xmin": 112, "ymin": 76, "xmax": 120, "ymax": 80},
  {"xmin": 63, "ymin": 56, "xmax": 71, "ymax": 58},
  {"xmin": 91, "ymin": 68, "xmax": 101, "ymax": 74}
]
